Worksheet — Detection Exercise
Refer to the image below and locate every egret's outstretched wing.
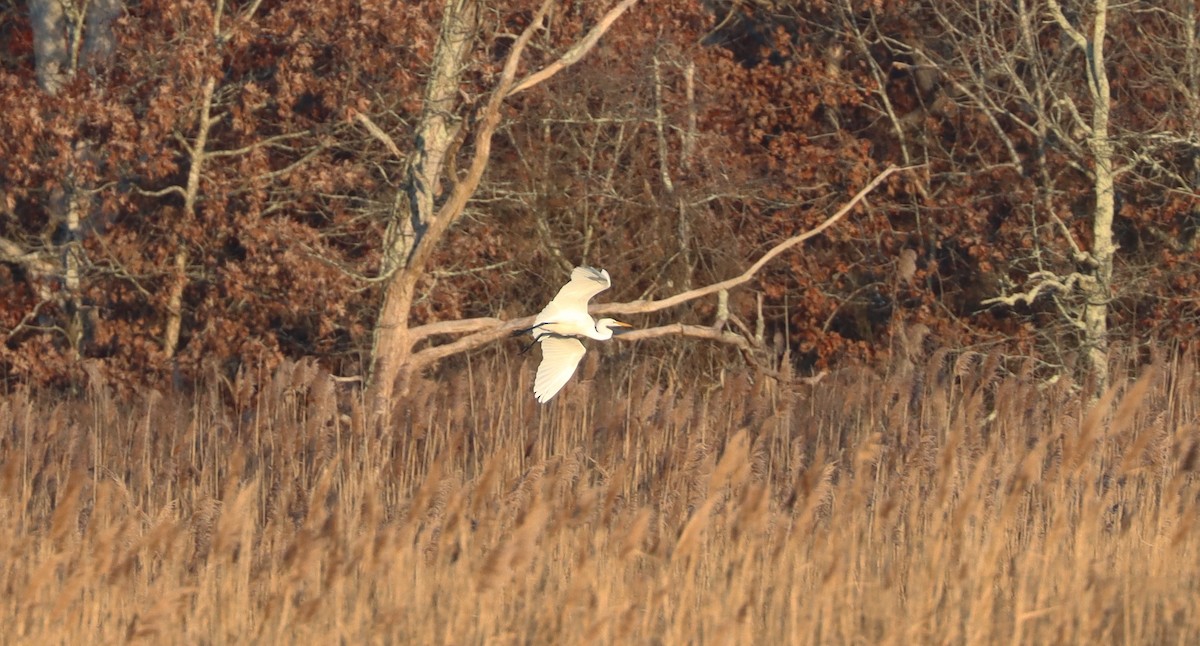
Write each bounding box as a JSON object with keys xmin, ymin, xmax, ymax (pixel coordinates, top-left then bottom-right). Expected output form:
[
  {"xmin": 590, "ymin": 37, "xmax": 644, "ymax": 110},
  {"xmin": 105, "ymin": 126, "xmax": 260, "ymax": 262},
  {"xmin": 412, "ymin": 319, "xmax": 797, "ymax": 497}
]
[
  {"xmin": 534, "ymin": 336, "xmax": 587, "ymax": 403},
  {"xmin": 542, "ymin": 266, "xmax": 610, "ymax": 313}
]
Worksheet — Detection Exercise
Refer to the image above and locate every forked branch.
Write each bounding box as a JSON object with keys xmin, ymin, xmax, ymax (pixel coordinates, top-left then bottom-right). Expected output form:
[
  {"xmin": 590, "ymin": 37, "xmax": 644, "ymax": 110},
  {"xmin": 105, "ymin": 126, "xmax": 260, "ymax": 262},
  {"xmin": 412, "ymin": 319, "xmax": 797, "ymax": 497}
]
[
  {"xmin": 981, "ymin": 270, "xmax": 1094, "ymax": 331},
  {"xmin": 507, "ymin": 0, "xmax": 640, "ymax": 98},
  {"xmin": 406, "ymin": 0, "xmax": 640, "ymax": 279}
]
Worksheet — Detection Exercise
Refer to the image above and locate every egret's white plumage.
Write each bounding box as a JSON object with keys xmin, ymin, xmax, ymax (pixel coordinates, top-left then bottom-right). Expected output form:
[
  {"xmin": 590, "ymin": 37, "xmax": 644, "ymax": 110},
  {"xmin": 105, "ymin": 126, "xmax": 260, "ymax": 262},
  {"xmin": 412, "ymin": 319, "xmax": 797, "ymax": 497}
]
[
  {"xmin": 534, "ymin": 337, "xmax": 587, "ymax": 403},
  {"xmin": 520, "ymin": 266, "xmax": 632, "ymax": 403}
]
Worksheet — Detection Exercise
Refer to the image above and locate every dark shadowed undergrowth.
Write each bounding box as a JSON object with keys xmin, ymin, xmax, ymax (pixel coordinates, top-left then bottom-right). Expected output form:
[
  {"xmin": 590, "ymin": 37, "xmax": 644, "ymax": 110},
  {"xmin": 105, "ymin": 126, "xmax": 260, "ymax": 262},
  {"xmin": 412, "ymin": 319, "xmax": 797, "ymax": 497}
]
[{"xmin": 0, "ymin": 347, "xmax": 1197, "ymax": 644}]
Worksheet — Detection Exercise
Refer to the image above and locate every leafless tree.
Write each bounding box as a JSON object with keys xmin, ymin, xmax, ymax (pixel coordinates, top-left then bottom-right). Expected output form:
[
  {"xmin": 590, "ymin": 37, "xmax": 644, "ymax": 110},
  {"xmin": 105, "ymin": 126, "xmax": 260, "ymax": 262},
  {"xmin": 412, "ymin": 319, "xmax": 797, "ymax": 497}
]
[
  {"xmin": 363, "ymin": 0, "xmax": 640, "ymax": 412},
  {"xmin": 859, "ymin": 0, "xmax": 1200, "ymax": 391},
  {"xmin": 3, "ymin": 0, "xmax": 123, "ymax": 354}
]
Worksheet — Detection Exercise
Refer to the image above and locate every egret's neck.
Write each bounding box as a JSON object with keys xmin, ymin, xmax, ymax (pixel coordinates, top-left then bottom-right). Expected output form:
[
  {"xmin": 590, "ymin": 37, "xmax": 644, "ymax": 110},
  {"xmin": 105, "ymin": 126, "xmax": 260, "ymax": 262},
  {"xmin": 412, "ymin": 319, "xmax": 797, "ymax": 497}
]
[{"xmin": 592, "ymin": 325, "xmax": 615, "ymax": 341}]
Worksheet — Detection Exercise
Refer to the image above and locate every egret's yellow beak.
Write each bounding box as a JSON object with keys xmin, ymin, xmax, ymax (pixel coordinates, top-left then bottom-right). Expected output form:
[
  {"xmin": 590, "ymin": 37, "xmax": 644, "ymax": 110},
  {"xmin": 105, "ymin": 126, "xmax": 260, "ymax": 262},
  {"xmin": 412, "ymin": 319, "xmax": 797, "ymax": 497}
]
[{"xmin": 610, "ymin": 320, "xmax": 634, "ymax": 335}]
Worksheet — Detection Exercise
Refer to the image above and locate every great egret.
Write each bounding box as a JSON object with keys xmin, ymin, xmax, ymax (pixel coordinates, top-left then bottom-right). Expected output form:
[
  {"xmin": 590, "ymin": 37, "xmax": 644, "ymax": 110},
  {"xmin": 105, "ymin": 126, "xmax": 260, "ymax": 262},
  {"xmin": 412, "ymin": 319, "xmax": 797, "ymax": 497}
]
[{"xmin": 514, "ymin": 266, "xmax": 633, "ymax": 402}]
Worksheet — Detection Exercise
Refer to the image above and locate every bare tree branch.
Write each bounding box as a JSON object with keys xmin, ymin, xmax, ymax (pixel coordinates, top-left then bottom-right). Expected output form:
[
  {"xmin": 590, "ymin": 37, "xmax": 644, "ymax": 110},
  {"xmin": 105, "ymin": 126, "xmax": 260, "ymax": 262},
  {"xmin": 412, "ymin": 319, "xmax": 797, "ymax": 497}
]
[
  {"xmin": 412, "ymin": 316, "xmax": 508, "ymax": 342},
  {"xmin": 404, "ymin": 0, "xmax": 557, "ymax": 277},
  {"xmin": 616, "ymin": 323, "xmax": 754, "ymax": 350},
  {"xmin": 0, "ymin": 298, "xmax": 52, "ymax": 338},
  {"xmin": 205, "ymin": 131, "xmax": 311, "ymax": 158},
  {"xmin": 353, "ymin": 111, "xmax": 404, "ymax": 159},
  {"xmin": 594, "ymin": 165, "xmax": 905, "ymax": 316},
  {"xmin": 0, "ymin": 236, "xmax": 53, "ymax": 274},
  {"xmin": 1046, "ymin": 0, "xmax": 1088, "ymax": 50},
  {"xmin": 133, "ymin": 185, "xmax": 188, "ymax": 199},
  {"xmin": 507, "ymin": 0, "xmax": 641, "ymax": 98},
  {"xmin": 410, "ymin": 318, "xmax": 532, "ymax": 369},
  {"xmin": 403, "ymin": 165, "xmax": 911, "ymax": 368},
  {"xmin": 980, "ymin": 269, "xmax": 1095, "ymax": 330}
]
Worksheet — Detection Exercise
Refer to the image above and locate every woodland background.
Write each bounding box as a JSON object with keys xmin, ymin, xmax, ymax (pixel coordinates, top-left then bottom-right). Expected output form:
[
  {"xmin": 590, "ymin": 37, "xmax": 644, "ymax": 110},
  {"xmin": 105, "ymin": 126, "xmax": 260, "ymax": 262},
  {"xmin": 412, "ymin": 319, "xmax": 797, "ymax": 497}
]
[
  {"xmin": 1, "ymin": 0, "xmax": 1199, "ymax": 390},
  {"xmin": 2, "ymin": 3, "xmax": 1200, "ymax": 644}
]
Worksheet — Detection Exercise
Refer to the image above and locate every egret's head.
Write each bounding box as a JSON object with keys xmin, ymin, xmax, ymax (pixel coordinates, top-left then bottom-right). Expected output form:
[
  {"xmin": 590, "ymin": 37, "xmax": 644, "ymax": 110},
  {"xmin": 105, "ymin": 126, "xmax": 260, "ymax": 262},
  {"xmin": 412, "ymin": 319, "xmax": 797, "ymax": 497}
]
[{"xmin": 598, "ymin": 318, "xmax": 634, "ymax": 335}]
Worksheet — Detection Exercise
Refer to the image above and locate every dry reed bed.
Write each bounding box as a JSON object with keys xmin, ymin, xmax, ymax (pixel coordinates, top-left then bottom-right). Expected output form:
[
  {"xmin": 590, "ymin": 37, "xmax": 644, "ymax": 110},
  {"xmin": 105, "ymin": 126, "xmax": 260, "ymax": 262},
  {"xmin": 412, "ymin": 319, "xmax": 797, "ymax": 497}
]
[{"xmin": 0, "ymin": 349, "xmax": 1197, "ymax": 644}]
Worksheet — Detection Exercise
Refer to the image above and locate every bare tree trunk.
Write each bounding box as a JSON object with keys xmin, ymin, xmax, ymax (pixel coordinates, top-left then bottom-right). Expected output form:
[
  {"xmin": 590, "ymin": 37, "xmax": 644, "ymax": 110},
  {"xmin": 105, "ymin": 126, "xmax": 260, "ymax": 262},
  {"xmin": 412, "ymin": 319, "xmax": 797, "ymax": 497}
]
[
  {"xmin": 20, "ymin": 0, "xmax": 123, "ymax": 358},
  {"xmin": 368, "ymin": 0, "xmax": 481, "ymax": 410},
  {"xmin": 164, "ymin": 75, "xmax": 218, "ymax": 359},
  {"xmin": 1084, "ymin": 112, "xmax": 1114, "ymax": 390},
  {"xmin": 62, "ymin": 176, "xmax": 84, "ymax": 357},
  {"xmin": 163, "ymin": 249, "xmax": 188, "ymax": 359},
  {"xmin": 903, "ymin": 0, "xmax": 1123, "ymax": 389},
  {"xmin": 29, "ymin": 0, "xmax": 75, "ymax": 338},
  {"xmin": 1049, "ymin": 0, "xmax": 1113, "ymax": 389},
  {"xmin": 29, "ymin": 0, "xmax": 68, "ymax": 94},
  {"xmin": 81, "ymin": 0, "xmax": 121, "ymax": 68},
  {"xmin": 369, "ymin": 274, "xmax": 420, "ymax": 410},
  {"xmin": 380, "ymin": 0, "xmax": 478, "ymax": 276}
]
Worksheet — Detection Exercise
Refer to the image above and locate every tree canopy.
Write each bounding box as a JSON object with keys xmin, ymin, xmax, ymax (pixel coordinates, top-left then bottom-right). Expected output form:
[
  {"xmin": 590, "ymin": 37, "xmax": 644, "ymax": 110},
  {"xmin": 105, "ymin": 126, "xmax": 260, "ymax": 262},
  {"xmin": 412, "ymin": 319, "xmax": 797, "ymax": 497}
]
[{"xmin": 2, "ymin": 0, "xmax": 1198, "ymax": 390}]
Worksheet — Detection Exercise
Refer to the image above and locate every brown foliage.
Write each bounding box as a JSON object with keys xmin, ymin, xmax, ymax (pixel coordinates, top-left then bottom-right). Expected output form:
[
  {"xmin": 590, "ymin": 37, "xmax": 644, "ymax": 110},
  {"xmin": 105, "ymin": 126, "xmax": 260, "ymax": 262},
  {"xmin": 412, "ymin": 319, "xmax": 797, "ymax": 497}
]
[{"xmin": 2, "ymin": 1, "xmax": 1199, "ymax": 390}]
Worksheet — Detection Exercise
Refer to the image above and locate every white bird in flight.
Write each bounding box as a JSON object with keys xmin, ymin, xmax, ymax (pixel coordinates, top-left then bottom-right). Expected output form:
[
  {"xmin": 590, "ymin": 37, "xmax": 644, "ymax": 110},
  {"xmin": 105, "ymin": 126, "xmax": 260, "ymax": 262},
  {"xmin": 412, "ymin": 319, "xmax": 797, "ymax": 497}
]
[{"xmin": 515, "ymin": 266, "xmax": 633, "ymax": 403}]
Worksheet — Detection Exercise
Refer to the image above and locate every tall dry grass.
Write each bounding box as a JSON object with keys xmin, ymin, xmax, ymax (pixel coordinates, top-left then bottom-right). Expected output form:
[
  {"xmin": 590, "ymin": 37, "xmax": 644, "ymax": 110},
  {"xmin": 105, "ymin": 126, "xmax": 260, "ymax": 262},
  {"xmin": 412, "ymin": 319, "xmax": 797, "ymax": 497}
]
[{"xmin": 0, "ymin": 347, "xmax": 1197, "ymax": 644}]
